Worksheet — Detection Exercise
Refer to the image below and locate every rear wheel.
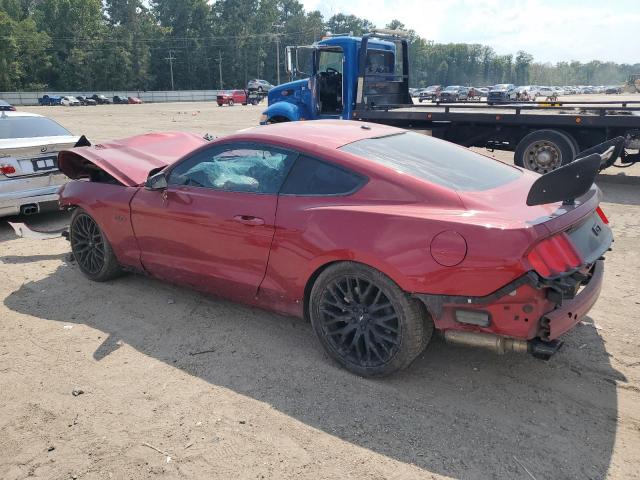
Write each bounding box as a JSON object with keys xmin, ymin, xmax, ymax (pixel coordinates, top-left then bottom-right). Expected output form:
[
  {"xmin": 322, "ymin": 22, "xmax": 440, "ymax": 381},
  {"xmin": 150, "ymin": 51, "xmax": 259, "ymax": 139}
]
[
  {"xmin": 70, "ymin": 209, "xmax": 122, "ymax": 282},
  {"xmin": 309, "ymin": 262, "xmax": 432, "ymax": 377},
  {"xmin": 514, "ymin": 129, "xmax": 578, "ymax": 174}
]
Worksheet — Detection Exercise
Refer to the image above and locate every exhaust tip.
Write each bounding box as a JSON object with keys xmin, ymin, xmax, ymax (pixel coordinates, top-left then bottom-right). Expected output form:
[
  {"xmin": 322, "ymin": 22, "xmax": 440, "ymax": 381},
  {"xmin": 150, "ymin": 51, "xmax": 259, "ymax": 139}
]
[
  {"xmin": 528, "ymin": 338, "xmax": 564, "ymax": 360},
  {"xmin": 20, "ymin": 204, "xmax": 39, "ymax": 215}
]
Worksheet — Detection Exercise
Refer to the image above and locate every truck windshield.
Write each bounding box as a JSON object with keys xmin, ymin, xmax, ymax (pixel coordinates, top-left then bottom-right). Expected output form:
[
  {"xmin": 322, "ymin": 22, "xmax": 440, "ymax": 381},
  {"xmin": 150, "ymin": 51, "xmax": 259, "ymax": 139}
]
[
  {"xmin": 339, "ymin": 131, "xmax": 522, "ymax": 191},
  {"xmin": 318, "ymin": 50, "xmax": 343, "ymax": 74}
]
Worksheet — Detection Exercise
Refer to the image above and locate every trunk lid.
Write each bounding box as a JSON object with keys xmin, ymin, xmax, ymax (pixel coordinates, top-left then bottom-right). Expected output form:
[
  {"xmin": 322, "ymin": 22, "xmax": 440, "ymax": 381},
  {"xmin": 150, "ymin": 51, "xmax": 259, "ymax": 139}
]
[
  {"xmin": 458, "ymin": 170, "xmax": 611, "ymax": 266},
  {"xmin": 58, "ymin": 131, "xmax": 209, "ymax": 186},
  {"xmin": 0, "ymin": 135, "xmax": 79, "ymax": 179}
]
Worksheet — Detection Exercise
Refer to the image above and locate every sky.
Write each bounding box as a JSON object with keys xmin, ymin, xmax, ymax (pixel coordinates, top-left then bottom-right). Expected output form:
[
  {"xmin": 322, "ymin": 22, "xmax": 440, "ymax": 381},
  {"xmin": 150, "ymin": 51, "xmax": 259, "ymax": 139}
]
[{"xmin": 300, "ymin": 0, "xmax": 638, "ymax": 64}]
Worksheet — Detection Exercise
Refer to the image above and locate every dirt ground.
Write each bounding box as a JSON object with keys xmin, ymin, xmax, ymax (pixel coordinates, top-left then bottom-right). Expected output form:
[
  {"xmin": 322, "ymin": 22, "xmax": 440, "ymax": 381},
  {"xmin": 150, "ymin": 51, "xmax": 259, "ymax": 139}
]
[{"xmin": 1, "ymin": 98, "xmax": 639, "ymax": 480}]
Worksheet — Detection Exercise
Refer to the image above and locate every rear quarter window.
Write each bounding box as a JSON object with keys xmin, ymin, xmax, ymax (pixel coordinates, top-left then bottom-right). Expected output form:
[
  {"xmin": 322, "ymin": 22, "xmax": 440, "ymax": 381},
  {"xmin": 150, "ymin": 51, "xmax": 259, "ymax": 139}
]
[
  {"xmin": 280, "ymin": 156, "xmax": 365, "ymax": 196},
  {"xmin": 339, "ymin": 131, "xmax": 521, "ymax": 191}
]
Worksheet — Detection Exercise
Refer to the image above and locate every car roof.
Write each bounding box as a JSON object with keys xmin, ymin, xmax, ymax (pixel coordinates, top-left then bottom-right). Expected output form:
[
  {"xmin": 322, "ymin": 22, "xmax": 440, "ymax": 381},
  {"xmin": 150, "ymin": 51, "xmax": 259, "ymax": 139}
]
[
  {"xmin": 0, "ymin": 111, "xmax": 43, "ymax": 118},
  {"xmin": 231, "ymin": 120, "xmax": 402, "ymax": 151}
]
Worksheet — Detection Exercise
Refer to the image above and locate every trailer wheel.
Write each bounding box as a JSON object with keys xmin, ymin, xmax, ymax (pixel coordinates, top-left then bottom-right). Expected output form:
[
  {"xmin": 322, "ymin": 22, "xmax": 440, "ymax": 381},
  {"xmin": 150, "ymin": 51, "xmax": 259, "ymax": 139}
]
[{"xmin": 514, "ymin": 130, "xmax": 578, "ymax": 174}]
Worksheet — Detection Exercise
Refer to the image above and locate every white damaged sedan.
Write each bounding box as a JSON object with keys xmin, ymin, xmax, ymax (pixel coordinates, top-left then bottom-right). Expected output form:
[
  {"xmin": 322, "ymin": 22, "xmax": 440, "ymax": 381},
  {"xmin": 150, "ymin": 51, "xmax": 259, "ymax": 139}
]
[{"xmin": 0, "ymin": 111, "xmax": 79, "ymax": 217}]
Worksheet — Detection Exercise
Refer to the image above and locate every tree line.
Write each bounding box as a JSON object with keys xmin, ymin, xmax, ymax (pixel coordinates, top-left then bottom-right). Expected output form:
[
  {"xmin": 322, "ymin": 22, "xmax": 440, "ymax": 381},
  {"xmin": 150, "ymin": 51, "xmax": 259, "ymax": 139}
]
[{"xmin": 1, "ymin": 0, "xmax": 637, "ymax": 92}]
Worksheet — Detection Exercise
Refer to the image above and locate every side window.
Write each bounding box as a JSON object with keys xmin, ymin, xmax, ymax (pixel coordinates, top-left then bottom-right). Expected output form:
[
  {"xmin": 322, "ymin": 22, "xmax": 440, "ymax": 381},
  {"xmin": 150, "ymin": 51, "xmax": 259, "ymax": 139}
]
[
  {"xmin": 168, "ymin": 144, "xmax": 295, "ymax": 194},
  {"xmin": 280, "ymin": 156, "xmax": 365, "ymax": 196}
]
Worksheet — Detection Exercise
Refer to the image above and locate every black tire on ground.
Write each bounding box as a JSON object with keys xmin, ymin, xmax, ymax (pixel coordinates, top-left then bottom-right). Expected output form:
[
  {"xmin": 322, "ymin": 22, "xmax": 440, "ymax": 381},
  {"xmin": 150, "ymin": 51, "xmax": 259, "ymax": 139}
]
[
  {"xmin": 514, "ymin": 129, "xmax": 578, "ymax": 174},
  {"xmin": 70, "ymin": 208, "xmax": 122, "ymax": 282},
  {"xmin": 309, "ymin": 261, "xmax": 433, "ymax": 377},
  {"xmin": 228, "ymin": 99, "xmax": 234, "ymax": 106}
]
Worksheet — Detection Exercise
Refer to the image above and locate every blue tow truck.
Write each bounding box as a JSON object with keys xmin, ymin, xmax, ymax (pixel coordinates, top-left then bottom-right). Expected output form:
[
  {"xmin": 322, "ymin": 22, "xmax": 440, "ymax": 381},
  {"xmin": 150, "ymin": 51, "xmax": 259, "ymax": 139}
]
[{"xmin": 261, "ymin": 30, "xmax": 640, "ymax": 172}]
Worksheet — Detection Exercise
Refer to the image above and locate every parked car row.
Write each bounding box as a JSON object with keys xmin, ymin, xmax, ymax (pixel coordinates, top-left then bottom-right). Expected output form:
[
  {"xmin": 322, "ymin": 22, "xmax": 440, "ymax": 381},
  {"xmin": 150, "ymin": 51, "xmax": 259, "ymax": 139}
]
[
  {"xmin": 38, "ymin": 94, "xmax": 143, "ymax": 106},
  {"xmin": 411, "ymin": 82, "xmax": 627, "ymax": 104}
]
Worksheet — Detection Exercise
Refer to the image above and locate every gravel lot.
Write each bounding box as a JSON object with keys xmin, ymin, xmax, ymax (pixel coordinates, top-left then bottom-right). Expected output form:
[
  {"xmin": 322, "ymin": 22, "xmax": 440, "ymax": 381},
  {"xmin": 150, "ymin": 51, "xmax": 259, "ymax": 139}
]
[{"xmin": 1, "ymin": 97, "xmax": 639, "ymax": 479}]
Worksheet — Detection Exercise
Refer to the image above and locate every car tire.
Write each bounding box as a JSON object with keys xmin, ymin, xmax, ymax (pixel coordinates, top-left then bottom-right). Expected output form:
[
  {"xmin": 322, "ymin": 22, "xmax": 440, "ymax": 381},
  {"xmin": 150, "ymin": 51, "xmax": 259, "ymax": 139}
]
[
  {"xmin": 228, "ymin": 99, "xmax": 234, "ymax": 106},
  {"xmin": 514, "ymin": 129, "xmax": 578, "ymax": 173},
  {"xmin": 70, "ymin": 208, "xmax": 123, "ymax": 282},
  {"xmin": 309, "ymin": 262, "xmax": 433, "ymax": 377}
]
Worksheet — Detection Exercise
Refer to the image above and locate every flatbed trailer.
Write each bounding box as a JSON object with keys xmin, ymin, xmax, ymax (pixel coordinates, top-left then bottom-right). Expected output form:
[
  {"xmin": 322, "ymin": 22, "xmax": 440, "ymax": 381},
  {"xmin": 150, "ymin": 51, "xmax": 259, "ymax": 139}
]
[{"xmin": 353, "ymin": 101, "xmax": 640, "ymax": 173}]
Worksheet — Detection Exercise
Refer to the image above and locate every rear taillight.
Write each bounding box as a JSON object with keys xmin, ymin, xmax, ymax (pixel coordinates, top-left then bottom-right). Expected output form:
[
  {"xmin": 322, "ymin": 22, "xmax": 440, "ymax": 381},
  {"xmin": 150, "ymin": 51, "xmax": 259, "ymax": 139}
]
[
  {"xmin": 527, "ymin": 232, "xmax": 583, "ymax": 278},
  {"xmin": 596, "ymin": 206, "xmax": 609, "ymax": 224},
  {"xmin": 1, "ymin": 164, "xmax": 16, "ymax": 175}
]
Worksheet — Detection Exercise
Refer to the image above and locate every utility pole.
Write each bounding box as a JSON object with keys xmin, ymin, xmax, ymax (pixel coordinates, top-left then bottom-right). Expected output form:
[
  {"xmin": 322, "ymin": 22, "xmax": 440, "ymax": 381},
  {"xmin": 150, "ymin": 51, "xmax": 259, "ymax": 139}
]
[
  {"xmin": 217, "ymin": 50, "xmax": 223, "ymax": 89},
  {"xmin": 164, "ymin": 50, "xmax": 176, "ymax": 90},
  {"xmin": 272, "ymin": 23, "xmax": 284, "ymax": 85}
]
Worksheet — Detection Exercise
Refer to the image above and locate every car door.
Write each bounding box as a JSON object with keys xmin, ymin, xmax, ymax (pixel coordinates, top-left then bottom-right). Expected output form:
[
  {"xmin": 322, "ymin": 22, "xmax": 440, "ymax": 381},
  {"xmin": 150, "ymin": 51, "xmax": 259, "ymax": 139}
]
[{"xmin": 130, "ymin": 142, "xmax": 297, "ymax": 303}]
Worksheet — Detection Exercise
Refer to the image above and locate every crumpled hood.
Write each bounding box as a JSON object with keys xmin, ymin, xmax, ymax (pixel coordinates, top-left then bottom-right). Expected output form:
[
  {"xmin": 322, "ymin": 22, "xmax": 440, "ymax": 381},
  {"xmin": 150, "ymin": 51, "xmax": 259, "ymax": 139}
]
[{"xmin": 58, "ymin": 131, "xmax": 209, "ymax": 186}]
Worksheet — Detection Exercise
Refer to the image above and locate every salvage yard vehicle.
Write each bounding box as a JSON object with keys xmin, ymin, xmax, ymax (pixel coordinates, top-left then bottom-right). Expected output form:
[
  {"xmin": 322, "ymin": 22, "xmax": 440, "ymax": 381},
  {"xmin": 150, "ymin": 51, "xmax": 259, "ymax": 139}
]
[
  {"xmin": 38, "ymin": 95, "xmax": 62, "ymax": 106},
  {"xmin": 61, "ymin": 96, "xmax": 81, "ymax": 106},
  {"xmin": 91, "ymin": 94, "xmax": 111, "ymax": 104},
  {"xmin": 76, "ymin": 95, "xmax": 97, "ymax": 106},
  {"xmin": 57, "ymin": 120, "xmax": 613, "ymax": 376},
  {"xmin": 418, "ymin": 85, "xmax": 441, "ymax": 102},
  {"xmin": 487, "ymin": 84, "xmax": 518, "ymax": 104},
  {"xmin": 0, "ymin": 111, "xmax": 80, "ymax": 216},
  {"xmin": 113, "ymin": 95, "xmax": 128, "ymax": 104},
  {"xmin": 0, "ymin": 99, "xmax": 16, "ymax": 111},
  {"xmin": 264, "ymin": 31, "xmax": 640, "ymax": 171},
  {"xmin": 247, "ymin": 79, "xmax": 274, "ymax": 92},
  {"xmin": 217, "ymin": 90, "xmax": 248, "ymax": 106},
  {"xmin": 439, "ymin": 85, "xmax": 469, "ymax": 102},
  {"xmin": 128, "ymin": 96, "xmax": 143, "ymax": 104}
]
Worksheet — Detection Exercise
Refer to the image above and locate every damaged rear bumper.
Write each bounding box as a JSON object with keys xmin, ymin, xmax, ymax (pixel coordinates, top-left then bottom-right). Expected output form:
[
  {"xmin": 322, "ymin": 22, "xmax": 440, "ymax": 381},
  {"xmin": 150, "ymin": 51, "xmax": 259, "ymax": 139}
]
[
  {"xmin": 540, "ymin": 260, "xmax": 604, "ymax": 340},
  {"xmin": 413, "ymin": 260, "xmax": 605, "ymax": 359}
]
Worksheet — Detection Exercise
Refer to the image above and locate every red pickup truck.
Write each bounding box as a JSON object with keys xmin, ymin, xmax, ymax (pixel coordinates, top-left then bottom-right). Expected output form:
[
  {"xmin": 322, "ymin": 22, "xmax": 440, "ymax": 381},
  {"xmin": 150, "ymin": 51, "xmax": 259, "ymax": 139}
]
[{"xmin": 217, "ymin": 90, "xmax": 247, "ymax": 106}]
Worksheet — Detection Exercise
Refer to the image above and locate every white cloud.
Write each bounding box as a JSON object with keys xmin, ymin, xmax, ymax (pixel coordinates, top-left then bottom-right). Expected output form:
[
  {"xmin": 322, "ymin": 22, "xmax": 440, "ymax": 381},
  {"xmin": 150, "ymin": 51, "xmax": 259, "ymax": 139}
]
[{"xmin": 300, "ymin": 0, "xmax": 639, "ymax": 63}]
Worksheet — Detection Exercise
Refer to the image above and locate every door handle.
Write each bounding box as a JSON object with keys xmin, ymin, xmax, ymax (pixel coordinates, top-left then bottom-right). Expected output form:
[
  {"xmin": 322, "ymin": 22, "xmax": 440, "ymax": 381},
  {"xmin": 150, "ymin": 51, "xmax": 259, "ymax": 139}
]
[{"xmin": 233, "ymin": 215, "xmax": 265, "ymax": 226}]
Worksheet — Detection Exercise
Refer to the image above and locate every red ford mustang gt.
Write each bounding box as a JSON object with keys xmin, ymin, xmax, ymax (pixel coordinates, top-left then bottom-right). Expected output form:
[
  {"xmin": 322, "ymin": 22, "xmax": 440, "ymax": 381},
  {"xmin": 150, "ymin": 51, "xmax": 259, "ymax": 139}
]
[{"xmin": 57, "ymin": 120, "xmax": 613, "ymax": 376}]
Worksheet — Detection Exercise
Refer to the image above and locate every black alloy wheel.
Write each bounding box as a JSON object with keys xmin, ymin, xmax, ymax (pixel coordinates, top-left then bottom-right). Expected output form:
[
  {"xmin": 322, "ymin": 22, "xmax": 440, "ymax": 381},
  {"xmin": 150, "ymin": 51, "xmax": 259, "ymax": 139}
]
[
  {"xmin": 71, "ymin": 213, "xmax": 105, "ymax": 275},
  {"xmin": 319, "ymin": 275, "xmax": 400, "ymax": 367},
  {"xmin": 70, "ymin": 209, "xmax": 122, "ymax": 282},
  {"xmin": 310, "ymin": 262, "xmax": 432, "ymax": 377}
]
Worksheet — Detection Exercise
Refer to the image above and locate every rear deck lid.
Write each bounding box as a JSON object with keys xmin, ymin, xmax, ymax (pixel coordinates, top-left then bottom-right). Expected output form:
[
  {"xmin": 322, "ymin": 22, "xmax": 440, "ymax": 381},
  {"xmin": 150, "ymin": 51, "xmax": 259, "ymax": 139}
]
[{"xmin": 0, "ymin": 135, "xmax": 79, "ymax": 178}]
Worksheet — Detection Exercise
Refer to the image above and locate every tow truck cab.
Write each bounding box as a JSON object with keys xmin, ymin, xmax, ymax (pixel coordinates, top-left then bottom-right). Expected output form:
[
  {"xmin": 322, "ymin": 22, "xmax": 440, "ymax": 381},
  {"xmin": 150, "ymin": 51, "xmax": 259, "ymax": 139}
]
[{"xmin": 261, "ymin": 32, "xmax": 410, "ymax": 124}]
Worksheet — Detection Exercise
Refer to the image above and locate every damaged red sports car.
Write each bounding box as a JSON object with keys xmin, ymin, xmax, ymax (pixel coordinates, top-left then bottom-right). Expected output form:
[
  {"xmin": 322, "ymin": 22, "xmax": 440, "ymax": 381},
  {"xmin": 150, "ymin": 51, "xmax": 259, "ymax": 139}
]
[{"xmin": 57, "ymin": 120, "xmax": 613, "ymax": 376}]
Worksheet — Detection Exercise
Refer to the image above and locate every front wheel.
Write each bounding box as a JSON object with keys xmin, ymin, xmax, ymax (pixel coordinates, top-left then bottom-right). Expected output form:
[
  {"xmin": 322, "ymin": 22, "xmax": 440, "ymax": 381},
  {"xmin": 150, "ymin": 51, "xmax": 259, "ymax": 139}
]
[
  {"xmin": 309, "ymin": 262, "xmax": 433, "ymax": 377},
  {"xmin": 228, "ymin": 99, "xmax": 234, "ymax": 106},
  {"xmin": 70, "ymin": 209, "xmax": 122, "ymax": 282}
]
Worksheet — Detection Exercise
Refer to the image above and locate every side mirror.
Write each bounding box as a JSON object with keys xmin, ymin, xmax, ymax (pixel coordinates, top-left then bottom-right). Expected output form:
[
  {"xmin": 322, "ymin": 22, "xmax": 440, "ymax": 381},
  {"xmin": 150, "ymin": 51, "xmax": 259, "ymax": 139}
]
[
  {"xmin": 145, "ymin": 171, "xmax": 168, "ymax": 190},
  {"xmin": 285, "ymin": 46, "xmax": 294, "ymax": 75}
]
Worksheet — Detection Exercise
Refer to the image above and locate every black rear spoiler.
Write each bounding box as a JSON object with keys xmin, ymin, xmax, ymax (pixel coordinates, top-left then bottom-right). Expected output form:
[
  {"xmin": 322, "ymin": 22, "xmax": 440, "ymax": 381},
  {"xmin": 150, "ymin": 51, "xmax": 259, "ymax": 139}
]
[
  {"xmin": 577, "ymin": 136, "xmax": 625, "ymax": 170},
  {"xmin": 526, "ymin": 137, "xmax": 624, "ymax": 206}
]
